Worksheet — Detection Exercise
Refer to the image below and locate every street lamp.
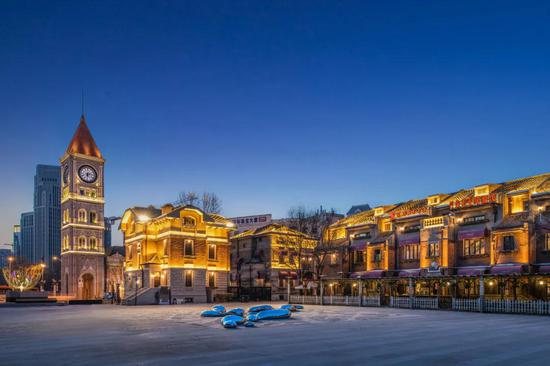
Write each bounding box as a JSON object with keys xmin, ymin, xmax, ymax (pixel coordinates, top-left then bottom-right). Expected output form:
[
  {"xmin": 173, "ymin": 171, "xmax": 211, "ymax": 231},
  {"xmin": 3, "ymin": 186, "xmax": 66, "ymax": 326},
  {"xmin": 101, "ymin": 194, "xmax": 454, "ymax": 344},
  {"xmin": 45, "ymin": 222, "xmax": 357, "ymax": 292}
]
[
  {"xmin": 40, "ymin": 263, "xmax": 46, "ymax": 291},
  {"xmin": 7, "ymin": 256, "xmax": 14, "ymax": 272}
]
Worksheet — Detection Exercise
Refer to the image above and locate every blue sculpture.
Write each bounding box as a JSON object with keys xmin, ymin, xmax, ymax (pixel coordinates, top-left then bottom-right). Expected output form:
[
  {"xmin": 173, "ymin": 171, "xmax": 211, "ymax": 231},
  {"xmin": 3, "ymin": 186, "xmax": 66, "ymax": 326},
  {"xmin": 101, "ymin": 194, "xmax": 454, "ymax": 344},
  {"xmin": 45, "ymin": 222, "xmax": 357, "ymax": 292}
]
[
  {"xmin": 201, "ymin": 310, "xmax": 225, "ymax": 317},
  {"xmin": 257, "ymin": 309, "xmax": 291, "ymax": 320},
  {"xmin": 248, "ymin": 304, "xmax": 273, "ymax": 313},
  {"xmin": 294, "ymin": 305, "xmax": 304, "ymax": 310},
  {"xmin": 221, "ymin": 315, "xmax": 245, "ymax": 328},
  {"xmin": 246, "ymin": 313, "xmax": 259, "ymax": 322},
  {"xmin": 226, "ymin": 308, "xmax": 244, "ymax": 316},
  {"xmin": 244, "ymin": 321, "xmax": 255, "ymax": 327},
  {"xmin": 212, "ymin": 305, "xmax": 226, "ymax": 313},
  {"xmin": 280, "ymin": 304, "xmax": 297, "ymax": 312}
]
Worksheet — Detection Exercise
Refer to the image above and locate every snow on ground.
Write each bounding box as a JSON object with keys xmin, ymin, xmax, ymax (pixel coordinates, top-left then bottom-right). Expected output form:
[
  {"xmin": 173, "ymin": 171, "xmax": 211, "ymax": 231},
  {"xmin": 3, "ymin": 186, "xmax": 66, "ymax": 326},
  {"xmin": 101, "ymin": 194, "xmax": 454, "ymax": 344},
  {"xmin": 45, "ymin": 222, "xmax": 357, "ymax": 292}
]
[{"xmin": 0, "ymin": 302, "xmax": 549, "ymax": 365}]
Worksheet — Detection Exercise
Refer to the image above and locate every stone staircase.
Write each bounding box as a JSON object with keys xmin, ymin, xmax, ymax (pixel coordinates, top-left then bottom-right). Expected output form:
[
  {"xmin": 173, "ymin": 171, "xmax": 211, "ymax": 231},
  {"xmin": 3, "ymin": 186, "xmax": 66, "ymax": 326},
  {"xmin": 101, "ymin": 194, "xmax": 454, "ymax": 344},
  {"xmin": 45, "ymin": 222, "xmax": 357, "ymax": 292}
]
[{"xmin": 122, "ymin": 287, "xmax": 159, "ymax": 305}]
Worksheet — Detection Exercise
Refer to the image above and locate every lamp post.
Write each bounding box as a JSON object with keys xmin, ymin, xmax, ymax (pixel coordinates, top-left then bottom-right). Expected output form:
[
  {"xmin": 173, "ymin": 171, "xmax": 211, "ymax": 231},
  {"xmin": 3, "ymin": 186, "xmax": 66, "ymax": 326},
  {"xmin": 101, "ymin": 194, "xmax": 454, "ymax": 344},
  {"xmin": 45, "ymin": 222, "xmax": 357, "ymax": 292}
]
[
  {"xmin": 52, "ymin": 256, "xmax": 59, "ymax": 296},
  {"xmin": 7, "ymin": 256, "xmax": 14, "ymax": 272},
  {"xmin": 40, "ymin": 263, "xmax": 46, "ymax": 292}
]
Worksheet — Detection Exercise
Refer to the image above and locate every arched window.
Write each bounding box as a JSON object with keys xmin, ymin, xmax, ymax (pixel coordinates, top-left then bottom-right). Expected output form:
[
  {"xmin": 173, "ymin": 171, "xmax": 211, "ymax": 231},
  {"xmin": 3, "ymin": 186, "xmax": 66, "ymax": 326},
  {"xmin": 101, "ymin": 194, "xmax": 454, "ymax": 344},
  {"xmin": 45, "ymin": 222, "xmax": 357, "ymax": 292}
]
[
  {"xmin": 89, "ymin": 237, "xmax": 97, "ymax": 250},
  {"xmin": 78, "ymin": 236, "xmax": 87, "ymax": 249},
  {"xmin": 182, "ymin": 217, "xmax": 195, "ymax": 227},
  {"xmin": 89, "ymin": 211, "xmax": 97, "ymax": 224},
  {"xmin": 78, "ymin": 209, "xmax": 87, "ymax": 222}
]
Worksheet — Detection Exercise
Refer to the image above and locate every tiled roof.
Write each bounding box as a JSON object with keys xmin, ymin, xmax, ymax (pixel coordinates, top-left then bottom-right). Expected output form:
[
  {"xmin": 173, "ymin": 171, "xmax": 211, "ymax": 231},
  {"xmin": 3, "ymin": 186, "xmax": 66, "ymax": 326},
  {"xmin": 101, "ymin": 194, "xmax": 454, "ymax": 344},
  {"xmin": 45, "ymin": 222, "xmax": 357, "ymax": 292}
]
[
  {"xmin": 370, "ymin": 231, "xmax": 393, "ymax": 245},
  {"xmin": 231, "ymin": 223, "xmax": 314, "ymax": 240},
  {"xmin": 389, "ymin": 198, "xmax": 428, "ymax": 213},
  {"xmin": 493, "ymin": 212, "xmax": 530, "ymax": 231},
  {"xmin": 440, "ymin": 189, "xmax": 474, "ymax": 206},
  {"xmin": 495, "ymin": 173, "xmax": 550, "ymax": 194},
  {"xmin": 332, "ymin": 209, "xmax": 376, "ymax": 228},
  {"xmin": 534, "ymin": 177, "xmax": 550, "ymax": 195},
  {"xmin": 66, "ymin": 115, "xmax": 103, "ymax": 159},
  {"xmin": 346, "ymin": 204, "xmax": 371, "ymax": 216}
]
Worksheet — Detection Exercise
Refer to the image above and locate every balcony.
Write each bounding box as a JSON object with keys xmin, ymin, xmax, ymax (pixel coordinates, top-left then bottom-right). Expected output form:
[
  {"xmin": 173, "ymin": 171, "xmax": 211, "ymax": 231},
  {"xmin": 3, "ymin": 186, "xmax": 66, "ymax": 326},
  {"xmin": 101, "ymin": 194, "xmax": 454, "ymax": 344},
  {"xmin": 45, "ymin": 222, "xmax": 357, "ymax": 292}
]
[{"xmin": 423, "ymin": 216, "xmax": 446, "ymax": 229}]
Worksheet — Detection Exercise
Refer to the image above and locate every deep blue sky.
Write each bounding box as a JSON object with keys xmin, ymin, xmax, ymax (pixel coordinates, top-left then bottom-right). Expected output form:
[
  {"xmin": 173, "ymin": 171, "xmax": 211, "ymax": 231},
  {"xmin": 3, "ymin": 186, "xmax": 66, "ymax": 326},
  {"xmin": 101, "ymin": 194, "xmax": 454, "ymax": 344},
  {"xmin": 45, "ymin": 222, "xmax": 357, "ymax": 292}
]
[{"xmin": 1, "ymin": 1, "xmax": 550, "ymax": 246}]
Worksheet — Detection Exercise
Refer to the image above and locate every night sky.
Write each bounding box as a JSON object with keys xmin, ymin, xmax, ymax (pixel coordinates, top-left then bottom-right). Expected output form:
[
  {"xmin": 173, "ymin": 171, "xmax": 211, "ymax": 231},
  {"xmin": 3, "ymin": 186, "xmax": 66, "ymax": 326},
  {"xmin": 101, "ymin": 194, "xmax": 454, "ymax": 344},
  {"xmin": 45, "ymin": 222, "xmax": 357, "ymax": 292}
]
[{"xmin": 1, "ymin": 1, "xmax": 550, "ymax": 246}]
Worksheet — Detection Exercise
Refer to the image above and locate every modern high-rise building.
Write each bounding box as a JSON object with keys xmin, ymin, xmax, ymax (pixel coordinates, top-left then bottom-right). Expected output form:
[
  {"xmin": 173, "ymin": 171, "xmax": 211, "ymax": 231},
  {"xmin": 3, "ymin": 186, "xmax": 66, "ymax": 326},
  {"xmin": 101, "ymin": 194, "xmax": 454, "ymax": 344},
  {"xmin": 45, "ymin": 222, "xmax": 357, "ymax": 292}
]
[
  {"xmin": 33, "ymin": 164, "xmax": 61, "ymax": 273},
  {"xmin": 104, "ymin": 216, "xmax": 121, "ymax": 251},
  {"xmin": 20, "ymin": 212, "xmax": 34, "ymax": 263},
  {"xmin": 13, "ymin": 224, "xmax": 21, "ymax": 258},
  {"xmin": 61, "ymin": 115, "xmax": 106, "ymax": 300}
]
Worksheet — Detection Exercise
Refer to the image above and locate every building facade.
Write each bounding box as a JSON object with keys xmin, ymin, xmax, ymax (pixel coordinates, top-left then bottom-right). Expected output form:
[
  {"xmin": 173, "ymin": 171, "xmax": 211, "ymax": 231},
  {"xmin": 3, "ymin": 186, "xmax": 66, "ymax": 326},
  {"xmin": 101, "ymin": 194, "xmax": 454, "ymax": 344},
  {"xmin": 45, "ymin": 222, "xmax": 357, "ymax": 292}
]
[
  {"xmin": 60, "ymin": 115, "xmax": 106, "ymax": 300},
  {"xmin": 19, "ymin": 212, "xmax": 34, "ymax": 263},
  {"xmin": 229, "ymin": 214, "xmax": 272, "ymax": 234},
  {"xmin": 13, "ymin": 225, "xmax": 21, "ymax": 259},
  {"xmin": 33, "ymin": 164, "xmax": 61, "ymax": 277},
  {"xmin": 120, "ymin": 204, "xmax": 235, "ymax": 304},
  {"xmin": 320, "ymin": 173, "xmax": 550, "ymax": 299},
  {"xmin": 230, "ymin": 224, "xmax": 317, "ymax": 301},
  {"xmin": 103, "ymin": 216, "xmax": 120, "ymax": 251}
]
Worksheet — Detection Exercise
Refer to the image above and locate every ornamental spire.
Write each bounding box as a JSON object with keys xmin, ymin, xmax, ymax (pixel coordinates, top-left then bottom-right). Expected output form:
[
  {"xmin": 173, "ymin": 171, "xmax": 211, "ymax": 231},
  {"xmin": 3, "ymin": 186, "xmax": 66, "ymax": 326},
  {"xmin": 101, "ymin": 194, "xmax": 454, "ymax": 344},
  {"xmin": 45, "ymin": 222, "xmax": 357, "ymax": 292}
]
[{"xmin": 65, "ymin": 115, "xmax": 103, "ymax": 159}]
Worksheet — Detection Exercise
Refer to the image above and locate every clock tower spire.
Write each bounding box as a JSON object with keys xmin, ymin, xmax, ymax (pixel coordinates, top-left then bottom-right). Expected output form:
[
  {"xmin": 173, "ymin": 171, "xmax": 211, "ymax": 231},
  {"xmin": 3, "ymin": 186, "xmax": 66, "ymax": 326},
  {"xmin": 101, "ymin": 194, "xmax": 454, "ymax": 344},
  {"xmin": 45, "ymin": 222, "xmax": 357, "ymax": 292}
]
[{"xmin": 60, "ymin": 115, "xmax": 105, "ymax": 300}]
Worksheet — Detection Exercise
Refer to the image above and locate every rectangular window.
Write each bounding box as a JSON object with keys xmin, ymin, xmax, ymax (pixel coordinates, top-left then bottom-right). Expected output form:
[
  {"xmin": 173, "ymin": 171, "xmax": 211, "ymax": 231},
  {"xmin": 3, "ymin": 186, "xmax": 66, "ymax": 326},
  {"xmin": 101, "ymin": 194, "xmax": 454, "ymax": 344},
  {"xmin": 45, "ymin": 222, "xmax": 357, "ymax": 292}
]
[
  {"xmin": 383, "ymin": 222, "xmax": 392, "ymax": 232},
  {"xmin": 330, "ymin": 253, "xmax": 338, "ymax": 265},
  {"xmin": 462, "ymin": 239, "xmax": 486, "ymax": 256},
  {"xmin": 373, "ymin": 249, "xmax": 382, "ymax": 263},
  {"xmin": 503, "ymin": 235, "xmax": 516, "ymax": 251},
  {"xmin": 208, "ymin": 244, "xmax": 217, "ymax": 260},
  {"xmin": 428, "ymin": 242, "xmax": 440, "ymax": 257},
  {"xmin": 403, "ymin": 244, "xmax": 419, "ymax": 260},
  {"xmin": 354, "ymin": 251, "xmax": 364, "ymax": 263},
  {"xmin": 463, "ymin": 215, "xmax": 487, "ymax": 225},
  {"xmin": 184, "ymin": 271, "xmax": 193, "ymax": 287},
  {"xmin": 546, "ymin": 234, "xmax": 550, "ymax": 251},
  {"xmin": 184, "ymin": 239, "xmax": 194, "ymax": 256},
  {"xmin": 279, "ymin": 251, "xmax": 286, "ymax": 264},
  {"xmin": 208, "ymin": 272, "xmax": 216, "ymax": 288}
]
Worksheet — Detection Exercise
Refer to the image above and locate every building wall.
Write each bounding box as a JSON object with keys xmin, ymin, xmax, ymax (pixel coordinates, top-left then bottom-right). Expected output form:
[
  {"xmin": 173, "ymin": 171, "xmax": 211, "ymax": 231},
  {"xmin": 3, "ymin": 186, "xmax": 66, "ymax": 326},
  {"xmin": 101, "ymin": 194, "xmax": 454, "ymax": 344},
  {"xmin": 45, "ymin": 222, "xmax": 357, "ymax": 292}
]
[{"xmin": 20, "ymin": 212, "xmax": 34, "ymax": 263}]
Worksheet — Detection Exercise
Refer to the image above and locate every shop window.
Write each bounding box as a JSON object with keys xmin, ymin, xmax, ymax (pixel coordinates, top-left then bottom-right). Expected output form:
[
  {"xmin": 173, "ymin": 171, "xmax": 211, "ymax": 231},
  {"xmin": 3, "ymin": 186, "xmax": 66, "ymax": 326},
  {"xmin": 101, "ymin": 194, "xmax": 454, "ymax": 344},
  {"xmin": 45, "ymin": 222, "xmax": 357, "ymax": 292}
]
[
  {"xmin": 354, "ymin": 232, "xmax": 371, "ymax": 240},
  {"xmin": 428, "ymin": 242, "xmax": 440, "ymax": 257},
  {"xmin": 462, "ymin": 239, "xmax": 486, "ymax": 256},
  {"xmin": 403, "ymin": 244, "xmax": 419, "ymax": 260},
  {"xmin": 208, "ymin": 244, "xmax": 217, "ymax": 260},
  {"xmin": 354, "ymin": 250, "xmax": 364, "ymax": 263},
  {"xmin": 184, "ymin": 239, "xmax": 194, "ymax": 256},
  {"xmin": 184, "ymin": 271, "xmax": 193, "ymax": 287},
  {"xmin": 503, "ymin": 236, "xmax": 516, "ymax": 251},
  {"xmin": 404, "ymin": 224, "xmax": 421, "ymax": 233},
  {"xmin": 546, "ymin": 234, "xmax": 550, "ymax": 251}
]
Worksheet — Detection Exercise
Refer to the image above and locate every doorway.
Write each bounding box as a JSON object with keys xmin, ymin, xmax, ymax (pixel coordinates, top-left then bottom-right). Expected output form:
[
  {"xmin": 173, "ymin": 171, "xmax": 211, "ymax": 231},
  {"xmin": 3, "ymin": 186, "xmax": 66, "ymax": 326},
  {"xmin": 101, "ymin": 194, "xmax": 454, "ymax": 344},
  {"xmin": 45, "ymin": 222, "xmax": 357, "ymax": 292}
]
[{"xmin": 82, "ymin": 273, "xmax": 95, "ymax": 300}]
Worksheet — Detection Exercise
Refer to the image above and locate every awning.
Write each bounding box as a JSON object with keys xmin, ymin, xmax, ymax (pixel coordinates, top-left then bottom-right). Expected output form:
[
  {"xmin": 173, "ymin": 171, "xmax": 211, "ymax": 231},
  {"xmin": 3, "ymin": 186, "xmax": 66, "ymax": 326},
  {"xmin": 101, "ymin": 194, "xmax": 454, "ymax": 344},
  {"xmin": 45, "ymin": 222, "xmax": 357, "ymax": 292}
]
[
  {"xmin": 398, "ymin": 269, "xmax": 421, "ymax": 277},
  {"xmin": 278, "ymin": 271, "xmax": 288, "ymax": 279},
  {"xmin": 537, "ymin": 265, "xmax": 550, "ymax": 274},
  {"xmin": 458, "ymin": 225, "xmax": 486, "ymax": 240},
  {"xmin": 351, "ymin": 270, "xmax": 385, "ymax": 279},
  {"xmin": 398, "ymin": 232, "xmax": 420, "ymax": 246},
  {"xmin": 278, "ymin": 271, "xmax": 298, "ymax": 279},
  {"xmin": 490, "ymin": 265, "xmax": 525, "ymax": 275},
  {"xmin": 350, "ymin": 239, "xmax": 368, "ymax": 251},
  {"xmin": 456, "ymin": 266, "xmax": 489, "ymax": 276}
]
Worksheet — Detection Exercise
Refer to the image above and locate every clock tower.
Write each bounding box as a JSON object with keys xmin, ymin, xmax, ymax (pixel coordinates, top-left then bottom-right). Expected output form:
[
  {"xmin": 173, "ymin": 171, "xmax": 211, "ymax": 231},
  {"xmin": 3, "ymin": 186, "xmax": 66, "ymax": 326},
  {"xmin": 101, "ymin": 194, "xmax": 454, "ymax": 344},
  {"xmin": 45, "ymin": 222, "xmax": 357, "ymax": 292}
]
[{"xmin": 60, "ymin": 115, "xmax": 105, "ymax": 300}]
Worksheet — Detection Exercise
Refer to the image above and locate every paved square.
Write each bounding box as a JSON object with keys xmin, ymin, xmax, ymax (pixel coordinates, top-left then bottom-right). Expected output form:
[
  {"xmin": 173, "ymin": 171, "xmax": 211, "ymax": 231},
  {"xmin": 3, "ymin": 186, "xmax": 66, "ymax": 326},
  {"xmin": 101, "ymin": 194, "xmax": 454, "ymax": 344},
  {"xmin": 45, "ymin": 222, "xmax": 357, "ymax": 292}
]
[{"xmin": 0, "ymin": 303, "xmax": 549, "ymax": 365}]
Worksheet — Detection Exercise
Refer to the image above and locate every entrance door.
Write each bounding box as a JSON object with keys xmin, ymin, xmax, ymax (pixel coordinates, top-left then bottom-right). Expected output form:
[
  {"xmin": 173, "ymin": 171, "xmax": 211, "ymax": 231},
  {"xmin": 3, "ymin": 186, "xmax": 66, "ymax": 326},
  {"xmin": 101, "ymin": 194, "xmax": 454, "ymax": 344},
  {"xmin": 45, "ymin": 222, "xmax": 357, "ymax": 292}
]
[
  {"xmin": 82, "ymin": 273, "xmax": 95, "ymax": 300},
  {"xmin": 153, "ymin": 272, "xmax": 161, "ymax": 287}
]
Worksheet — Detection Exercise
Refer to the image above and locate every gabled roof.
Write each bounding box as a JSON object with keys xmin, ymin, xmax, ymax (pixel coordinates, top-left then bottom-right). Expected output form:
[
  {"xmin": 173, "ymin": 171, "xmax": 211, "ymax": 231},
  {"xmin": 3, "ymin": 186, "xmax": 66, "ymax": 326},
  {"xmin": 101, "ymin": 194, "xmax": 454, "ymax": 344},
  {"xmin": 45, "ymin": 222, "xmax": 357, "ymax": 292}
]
[
  {"xmin": 495, "ymin": 173, "xmax": 550, "ymax": 195},
  {"xmin": 66, "ymin": 115, "xmax": 103, "ymax": 159},
  {"xmin": 231, "ymin": 223, "xmax": 315, "ymax": 240},
  {"xmin": 331, "ymin": 209, "xmax": 376, "ymax": 229},
  {"xmin": 492, "ymin": 212, "xmax": 530, "ymax": 231},
  {"xmin": 346, "ymin": 204, "xmax": 371, "ymax": 216}
]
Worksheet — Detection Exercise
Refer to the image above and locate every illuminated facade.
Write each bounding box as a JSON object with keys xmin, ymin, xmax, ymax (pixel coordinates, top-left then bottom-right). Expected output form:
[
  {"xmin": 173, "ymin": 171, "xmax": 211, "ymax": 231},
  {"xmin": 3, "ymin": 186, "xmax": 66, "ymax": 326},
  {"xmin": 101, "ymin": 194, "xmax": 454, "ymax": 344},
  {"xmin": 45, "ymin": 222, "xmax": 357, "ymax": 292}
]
[
  {"xmin": 120, "ymin": 204, "xmax": 235, "ymax": 304},
  {"xmin": 60, "ymin": 115, "xmax": 106, "ymax": 300},
  {"xmin": 230, "ymin": 224, "xmax": 317, "ymax": 300},
  {"xmin": 321, "ymin": 173, "xmax": 550, "ymax": 298}
]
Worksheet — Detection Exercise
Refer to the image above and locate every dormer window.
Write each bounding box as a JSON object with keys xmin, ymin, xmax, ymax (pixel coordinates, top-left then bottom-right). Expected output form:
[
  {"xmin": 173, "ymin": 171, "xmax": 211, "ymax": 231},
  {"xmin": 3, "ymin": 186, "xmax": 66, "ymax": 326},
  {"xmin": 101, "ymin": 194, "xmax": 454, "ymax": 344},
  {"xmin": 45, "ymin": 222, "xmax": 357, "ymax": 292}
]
[
  {"xmin": 182, "ymin": 217, "xmax": 195, "ymax": 227},
  {"xmin": 475, "ymin": 185, "xmax": 490, "ymax": 197},
  {"xmin": 427, "ymin": 195, "xmax": 441, "ymax": 206},
  {"xmin": 374, "ymin": 207, "xmax": 385, "ymax": 216}
]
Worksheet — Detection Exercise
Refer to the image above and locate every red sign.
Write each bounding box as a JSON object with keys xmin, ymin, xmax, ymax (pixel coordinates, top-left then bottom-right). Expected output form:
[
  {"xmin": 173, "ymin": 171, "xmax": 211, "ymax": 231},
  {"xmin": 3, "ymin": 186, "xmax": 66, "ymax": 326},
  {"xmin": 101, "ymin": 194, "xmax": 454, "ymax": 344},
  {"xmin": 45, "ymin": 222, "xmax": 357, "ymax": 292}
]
[
  {"xmin": 449, "ymin": 193, "xmax": 498, "ymax": 210},
  {"xmin": 390, "ymin": 206, "xmax": 430, "ymax": 220}
]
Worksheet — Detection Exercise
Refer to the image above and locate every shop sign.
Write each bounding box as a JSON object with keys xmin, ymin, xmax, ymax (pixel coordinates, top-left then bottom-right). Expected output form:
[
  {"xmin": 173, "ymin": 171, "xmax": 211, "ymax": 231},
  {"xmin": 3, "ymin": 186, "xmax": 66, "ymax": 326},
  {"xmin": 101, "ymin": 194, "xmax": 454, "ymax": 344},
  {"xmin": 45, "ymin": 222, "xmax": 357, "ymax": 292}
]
[
  {"xmin": 449, "ymin": 193, "xmax": 498, "ymax": 210},
  {"xmin": 390, "ymin": 206, "xmax": 431, "ymax": 220}
]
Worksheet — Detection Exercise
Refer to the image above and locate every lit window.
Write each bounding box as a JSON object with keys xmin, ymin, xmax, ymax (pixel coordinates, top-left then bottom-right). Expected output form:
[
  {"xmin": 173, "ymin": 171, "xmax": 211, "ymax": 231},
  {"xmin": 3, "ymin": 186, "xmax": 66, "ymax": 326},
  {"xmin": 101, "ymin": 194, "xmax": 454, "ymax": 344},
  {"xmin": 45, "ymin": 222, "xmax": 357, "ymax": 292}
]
[
  {"xmin": 545, "ymin": 234, "xmax": 550, "ymax": 251},
  {"xmin": 208, "ymin": 244, "xmax": 217, "ymax": 260},
  {"xmin": 184, "ymin": 239, "xmax": 194, "ymax": 256},
  {"xmin": 89, "ymin": 212, "xmax": 97, "ymax": 224},
  {"xmin": 383, "ymin": 222, "xmax": 392, "ymax": 232},
  {"xmin": 428, "ymin": 242, "xmax": 440, "ymax": 257},
  {"xmin": 78, "ymin": 210, "xmax": 87, "ymax": 222},
  {"xmin": 354, "ymin": 250, "xmax": 364, "ymax": 263},
  {"xmin": 372, "ymin": 249, "xmax": 382, "ymax": 263},
  {"xmin": 402, "ymin": 244, "xmax": 419, "ymax": 260},
  {"xmin": 182, "ymin": 217, "xmax": 195, "ymax": 227},
  {"xmin": 208, "ymin": 272, "xmax": 216, "ymax": 288},
  {"xmin": 462, "ymin": 239, "xmax": 486, "ymax": 256},
  {"xmin": 185, "ymin": 271, "xmax": 193, "ymax": 287},
  {"xmin": 89, "ymin": 237, "xmax": 97, "ymax": 250},
  {"xmin": 78, "ymin": 237, "xmax": 86, "ymax": 249}
]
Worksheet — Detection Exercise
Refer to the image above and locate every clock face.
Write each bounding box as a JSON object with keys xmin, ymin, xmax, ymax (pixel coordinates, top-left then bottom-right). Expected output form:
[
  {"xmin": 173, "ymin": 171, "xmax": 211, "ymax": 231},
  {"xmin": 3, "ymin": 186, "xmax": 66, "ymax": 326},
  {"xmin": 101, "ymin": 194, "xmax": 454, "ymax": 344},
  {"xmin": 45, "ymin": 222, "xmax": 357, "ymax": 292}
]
[
  {"xmin": 62, "ymin": 165, "xmax": 69, "ymax": 185},
  {"xmin": 78, "ymin": 165, "xmax": 97, "ymax": 183}
]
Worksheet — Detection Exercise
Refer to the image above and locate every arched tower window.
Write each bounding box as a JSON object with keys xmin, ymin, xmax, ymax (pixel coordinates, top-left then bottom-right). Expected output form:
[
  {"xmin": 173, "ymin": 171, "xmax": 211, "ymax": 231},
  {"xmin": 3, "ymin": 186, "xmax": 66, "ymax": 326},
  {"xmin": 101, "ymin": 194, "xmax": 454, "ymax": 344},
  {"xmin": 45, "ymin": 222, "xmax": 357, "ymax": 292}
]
[
  {"xmin": 78, "ymin": 209, "xmax": 87, "ymax": 222},
  {"xmin": 89, "ymin": 237, "xmax": 97, "ymax": 250},
  {"xmin": 89, "ymin": 211, "xmax": 97, "ymax": 224},
  {"xmin": 78, "ymin": 236, "xmax": 87, "ymax": 249}
]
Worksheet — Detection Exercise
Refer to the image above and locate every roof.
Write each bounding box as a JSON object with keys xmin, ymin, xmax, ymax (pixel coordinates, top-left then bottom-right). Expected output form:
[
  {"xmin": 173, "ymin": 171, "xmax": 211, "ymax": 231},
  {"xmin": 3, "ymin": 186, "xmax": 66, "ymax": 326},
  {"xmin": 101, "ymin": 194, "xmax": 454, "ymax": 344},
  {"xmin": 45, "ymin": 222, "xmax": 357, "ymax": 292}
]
[
  {"xmin": 495, "ymin": 173, "xmax": 550, "ymax": 195},
  {"xmin": 231, "ymin": 223, "xmax": 315, "ymax": 240},
  {"xmin": 107, "ymin": 246, "xmax": 125, "ymax": 256},
  {"xmin": 492, "ymin": 212, "xmax": 530, "ymax": 231},
  {"xmin": 346, "ymin": 204, "xmax": 371, "ymax": 216},
  {"xmin": 331, "ymin": 209, "xmax": 376, "ymax": 229},
  {"xmin": 66, "ymin": 115, "xmax": 103, "ymax": 159},
  {"xmin": 370, "ymin": 231, "xmax": 394, "ymax": 245}
]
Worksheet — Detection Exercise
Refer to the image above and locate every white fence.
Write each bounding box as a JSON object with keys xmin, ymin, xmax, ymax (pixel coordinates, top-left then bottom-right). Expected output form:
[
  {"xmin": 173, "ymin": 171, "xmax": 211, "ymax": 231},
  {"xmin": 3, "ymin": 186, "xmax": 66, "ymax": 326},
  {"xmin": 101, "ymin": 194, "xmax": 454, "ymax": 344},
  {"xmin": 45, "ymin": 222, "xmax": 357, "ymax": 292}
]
[
  {"xmin": 362, "ymin": 296, "xmax": 381, "ymax": 307},
  {"xmin": 452, "ymin": 298, "xmax": 481, "ymax": 312},
  {"xmin": 390, "ymin": 296, "xmax": 411, "ymax": 308},
  {"xmin": 413, "ymin": 297, "xmax": 439, "ymax": 310},
  {"xmin": 289, "ymin": 295, "xmax": 322, "ymax": 305},
  {"xmin": 323, "ymin": 296, "xmax": 360, "ymax": 306},
  {"xmin": 484, "ymin": 299, "xmax": 550, "ymax": 315}
]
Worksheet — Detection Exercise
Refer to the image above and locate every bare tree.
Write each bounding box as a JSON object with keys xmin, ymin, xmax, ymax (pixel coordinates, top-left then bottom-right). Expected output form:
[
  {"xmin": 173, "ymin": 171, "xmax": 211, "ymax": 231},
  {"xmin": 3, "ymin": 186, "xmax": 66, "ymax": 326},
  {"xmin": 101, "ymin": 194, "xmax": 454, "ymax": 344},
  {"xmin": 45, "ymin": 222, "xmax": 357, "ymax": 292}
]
[
  {"xmin": 201, "ymin": 192, "xmax": 222, "ymax": 214},
  {"xmin": 177, "ymin": 191, "xmax": 222, "ymax": 214}
]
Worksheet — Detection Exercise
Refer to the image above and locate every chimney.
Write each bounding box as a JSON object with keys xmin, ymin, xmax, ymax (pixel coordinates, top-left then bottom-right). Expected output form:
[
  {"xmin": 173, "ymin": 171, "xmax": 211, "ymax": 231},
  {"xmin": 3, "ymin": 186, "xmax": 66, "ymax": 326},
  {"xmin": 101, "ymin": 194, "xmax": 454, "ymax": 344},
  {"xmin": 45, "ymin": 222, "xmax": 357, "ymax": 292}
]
[{"xmin": 161, "ymin": 203, "xmax": 174, "ymax": 215}]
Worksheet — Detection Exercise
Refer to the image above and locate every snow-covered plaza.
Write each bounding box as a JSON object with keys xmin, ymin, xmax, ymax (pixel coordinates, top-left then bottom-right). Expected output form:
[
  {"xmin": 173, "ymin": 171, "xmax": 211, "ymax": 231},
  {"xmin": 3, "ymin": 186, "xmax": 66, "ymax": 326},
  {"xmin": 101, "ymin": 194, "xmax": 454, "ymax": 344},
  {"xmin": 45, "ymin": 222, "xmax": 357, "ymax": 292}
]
[{"xmin": 1, "ymin": 303, "xmax": 549, "ymax": 365}]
